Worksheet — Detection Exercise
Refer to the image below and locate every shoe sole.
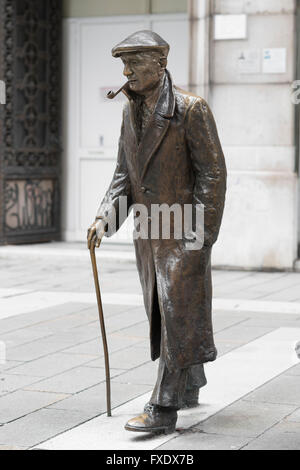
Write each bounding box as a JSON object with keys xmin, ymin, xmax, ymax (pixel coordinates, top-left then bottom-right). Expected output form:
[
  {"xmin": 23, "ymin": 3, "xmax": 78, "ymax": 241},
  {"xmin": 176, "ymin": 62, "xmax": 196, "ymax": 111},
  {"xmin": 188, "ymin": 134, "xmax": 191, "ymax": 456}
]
[{"xmin": 124, "ymin": 424, "xmax": 176, "ymax": 435}]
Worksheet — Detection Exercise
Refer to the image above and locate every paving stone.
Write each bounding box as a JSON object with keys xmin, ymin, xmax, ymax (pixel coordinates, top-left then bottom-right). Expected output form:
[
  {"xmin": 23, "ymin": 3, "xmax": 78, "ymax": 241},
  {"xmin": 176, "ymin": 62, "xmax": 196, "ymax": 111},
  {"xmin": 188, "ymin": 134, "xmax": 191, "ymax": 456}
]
[
  {"xmin": 2, "ymin": 249, "xmax": 300, "ymax": 450},
  {"xmin": 47, "ymin": 382, "xmax": 151, "ymax": 415},
  {"xmin": 214, "ymin": 289, "xmax": 256, "ymax": 300},
  {"xmin": 157, "ymin": 430, "xmax": 249, "ymax": 450},
  {"xmin": 105, "ymin": 313, "xmax": 146, "ymax": 334},
  {"xmin": 132, "ymin": 340, "xmax": 150, "ymax": 350},
  {"xmin": 219, "ymin": 290, "xmax": 268, "ymax": 300},
  {"xmin": 214, "ymin": 325, "xmax": 274, "ymax": 345},
  {"xmin": 214, "ymin": 324, "xmax": 277, "ymax": 357},
  {"xmin": 70, "ymin": 315, "xmax": 147, "ymax": 339},
  {"xmin": 117, "ymin": 322, "xmax": 149, "ymax": 340},
  {"xmin": 214, "ymin": 272, "xmax": 300, "ymax": 301},
  {"xmin": 62, "ymin": 334, "xmax": 144, "ymax": 356},
  {"xmin": 244, "ymin": 374, "xmax": 300, "ymax": 406},
  {"xmin": 0, "ymin": 303, "xmax": 91, "ymax": 334},
  {"xmin": 66, "ymin": 321, "xmax": 106, "ymax": 341},
  {"xmin": 78, "ymin": 304, "xmax": 139, "ymax": 318},
  {"xmin": 285, "ymin": 408, "xmax": 300, "ymax": 423},
  {"xmin": 0, "ymin": 328, "xmax": 51, "ymax": 349},
  {"xmin": 212, "ymin": 314, "xmax": 248, "ymax": 333},
  {"xmin": 7, "ymin": 352, "xmax": 96, "ymax": 378},
  {"xmin": 0, "ymin": 445, "xmax": 27, "ymax": 450},
  {"xmin": 0, "ymin": 360, "xmax": 23, "ymax": 372},
  {"xmin": 47, "ymin": 326, "xmax": 100, "ymax": 344},
  {"xmin": 25, "ymin": 366, "xmax": 125, "ymax": 394},
  {"xmin": 112, "ymin": 361, "xmax": 158, "ymax": 386},
  {"xmin": 213, "ymin": 341, "xmax": 237, "ymax": 356},
  {"xmin": 23, "ymin": 311, "xmax": 98, "ymax": 334},
  {"xmin": 106, "ymin": 332, "xmax": 146, "ymax": 352},
  {"xmin": 214, "ymin": 285, "xmax": 261, "ymax": 299},
  {"xmin": 60, "ymin": 338, "xmax": 116, "ymax": 357},
  {"xmin": 284, "ymin": 363, "xmax": 300, "ymax": 376},
  {"xmin": 242, "ymin": 421, "xmax": 300, "ymax": 450},
  {"xmin": 194, "ymin": 400, "xmax": 296, "ymax": 438},
  {"xmin": 212, "ymin": 271, "xmax": 253, "ymax": 287},
  {"xmin": 85, "ymin": 345, "xmax": 151, "ymax": 370},
  {"xmin": 0, "ymin": 390, "xmax": 69, "ymax": 423},
  {"xmin": 109, "ymin": 283, "xmax": 143, "ymax": 294},
  {"xmin": 257, "ymin": 284, "xmax": 300, "ymax": 302},
  {"xmin": 228, "ymin": 273, "xmax": 294, "ymax": 296},
  {"xmin": 0, "ymin": 408, "xmax": 91, "ymax": 448},
  {"xmin": 6, "ymin": 335, "xmax": 81, "ymax": 362},
  {"xmin": 241, "ymin": 316, "xmax": 300, "ymax": 329},
  {"xmin": 0, "ymin": 373, "xmax": 42, "ymax": 396}
]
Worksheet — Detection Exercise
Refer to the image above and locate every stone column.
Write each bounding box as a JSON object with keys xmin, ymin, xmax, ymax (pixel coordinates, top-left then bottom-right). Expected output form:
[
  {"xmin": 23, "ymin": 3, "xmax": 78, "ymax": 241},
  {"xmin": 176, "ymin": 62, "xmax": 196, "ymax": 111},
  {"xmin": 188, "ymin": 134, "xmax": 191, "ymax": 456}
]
[{"xmin": 188, "ymin": 0, "xmax": 211, "ymax": 101}]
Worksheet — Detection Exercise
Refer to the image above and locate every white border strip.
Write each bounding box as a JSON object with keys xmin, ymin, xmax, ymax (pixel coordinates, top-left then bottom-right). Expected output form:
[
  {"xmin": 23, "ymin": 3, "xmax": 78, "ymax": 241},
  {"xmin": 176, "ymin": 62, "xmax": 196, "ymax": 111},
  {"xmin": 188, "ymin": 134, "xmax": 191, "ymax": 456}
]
[{"xmin": 1, "ymin": 289, "xmax": 300, "ymax": 321}]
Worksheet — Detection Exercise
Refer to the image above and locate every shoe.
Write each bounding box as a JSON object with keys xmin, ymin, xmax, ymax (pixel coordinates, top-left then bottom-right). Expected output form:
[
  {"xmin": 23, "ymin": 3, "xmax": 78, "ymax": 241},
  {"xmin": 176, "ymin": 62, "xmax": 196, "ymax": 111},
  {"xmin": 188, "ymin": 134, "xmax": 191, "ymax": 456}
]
[
  {"xmin": 143, "ymin": 388, "xmax": 200, "ymax": 412},
  {"xmin": 125, "ymin": 404, "xmax": 177, "ymax": 434}
]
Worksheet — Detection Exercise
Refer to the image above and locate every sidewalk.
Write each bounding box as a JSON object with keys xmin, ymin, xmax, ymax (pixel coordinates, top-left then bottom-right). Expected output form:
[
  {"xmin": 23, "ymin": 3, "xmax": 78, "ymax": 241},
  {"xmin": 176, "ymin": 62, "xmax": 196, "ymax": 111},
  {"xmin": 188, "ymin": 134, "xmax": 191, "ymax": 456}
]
[{"xmin": 0, "ymin": 242, "xmax": 300, "ymax": 450}]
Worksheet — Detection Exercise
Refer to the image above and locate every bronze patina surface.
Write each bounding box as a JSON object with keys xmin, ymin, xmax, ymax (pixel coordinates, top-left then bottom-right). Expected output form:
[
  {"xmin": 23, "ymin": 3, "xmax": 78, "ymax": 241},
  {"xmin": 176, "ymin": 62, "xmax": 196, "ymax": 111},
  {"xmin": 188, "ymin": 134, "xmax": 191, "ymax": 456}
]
[{"xmin": 87, "ymin": 30, "xmax": 227, "ymax": 433}]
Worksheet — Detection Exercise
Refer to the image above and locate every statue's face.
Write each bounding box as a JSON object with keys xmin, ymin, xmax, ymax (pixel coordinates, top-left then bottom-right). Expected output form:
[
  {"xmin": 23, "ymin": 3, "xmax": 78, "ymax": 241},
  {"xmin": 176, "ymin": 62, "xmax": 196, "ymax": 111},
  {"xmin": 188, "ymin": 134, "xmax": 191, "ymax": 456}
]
[{"xmin": 121, "ymin": 51, "xmax": 165, "ymax": 94}]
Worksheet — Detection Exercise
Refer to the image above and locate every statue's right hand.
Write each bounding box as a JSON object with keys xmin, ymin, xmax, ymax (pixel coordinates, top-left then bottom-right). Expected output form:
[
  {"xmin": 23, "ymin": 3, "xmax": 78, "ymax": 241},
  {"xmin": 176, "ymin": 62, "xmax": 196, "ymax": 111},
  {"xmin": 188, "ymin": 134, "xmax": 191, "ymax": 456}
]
[{"xmin": 87, "ymin": 218, "xmax": 106, "ymax": 249}]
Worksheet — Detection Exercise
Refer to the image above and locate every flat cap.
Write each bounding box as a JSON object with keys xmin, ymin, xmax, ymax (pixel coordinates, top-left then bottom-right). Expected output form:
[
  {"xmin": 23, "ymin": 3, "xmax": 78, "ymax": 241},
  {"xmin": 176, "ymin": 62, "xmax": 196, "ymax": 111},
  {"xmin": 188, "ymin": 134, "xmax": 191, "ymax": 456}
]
[{"xmin": 112, "ymin": 30, "xmax": 169, "ymax": 58}]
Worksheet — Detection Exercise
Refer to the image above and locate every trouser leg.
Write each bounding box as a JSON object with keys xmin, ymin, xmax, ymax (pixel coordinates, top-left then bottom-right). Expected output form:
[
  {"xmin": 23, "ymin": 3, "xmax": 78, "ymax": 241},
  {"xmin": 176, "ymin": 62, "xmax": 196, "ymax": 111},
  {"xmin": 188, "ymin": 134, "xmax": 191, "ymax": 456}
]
[
  {"xmin": 186, "ymin": 363, "xmax": 207, "ymax": 391},
  {"xmin": 148, "ymin": 283, "xmax": 207, "ymax": 409},
  {"xmin": 150, "ymin": 356, "xmax": 188, "ymax": 409},
  {"xmin": 150, "ymin": 357, "xmax": 207, "ymax": 409}
]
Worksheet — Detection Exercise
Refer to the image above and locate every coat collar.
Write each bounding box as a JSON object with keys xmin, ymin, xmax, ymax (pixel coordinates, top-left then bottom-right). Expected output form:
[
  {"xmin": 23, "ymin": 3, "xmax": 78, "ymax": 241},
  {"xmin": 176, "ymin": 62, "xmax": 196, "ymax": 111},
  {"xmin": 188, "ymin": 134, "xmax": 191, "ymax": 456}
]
[
  {"xmin": 127, "ymin": 70, "xmax": 175, "ymax": 181},
  {"xmin": 153, "ymin": 69, "xmax": 175, "ymax": 118},
  {"xmin": 126, "ymin": 69, "xmax": 175, "ymax": 118}
]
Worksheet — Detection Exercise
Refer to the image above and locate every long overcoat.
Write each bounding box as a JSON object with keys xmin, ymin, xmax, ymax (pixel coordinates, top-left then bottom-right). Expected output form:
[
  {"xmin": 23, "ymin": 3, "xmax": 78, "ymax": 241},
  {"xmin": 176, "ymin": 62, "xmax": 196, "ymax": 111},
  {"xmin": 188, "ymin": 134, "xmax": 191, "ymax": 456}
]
[{"xmin": 97, "ymin": 71, "xmax": 227, "ymax": 371}]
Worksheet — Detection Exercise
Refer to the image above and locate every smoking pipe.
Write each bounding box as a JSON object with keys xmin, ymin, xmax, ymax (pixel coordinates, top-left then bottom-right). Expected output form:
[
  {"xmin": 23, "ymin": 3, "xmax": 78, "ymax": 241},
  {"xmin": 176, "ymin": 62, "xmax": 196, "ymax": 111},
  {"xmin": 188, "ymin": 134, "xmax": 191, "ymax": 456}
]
[{"xmin": 107, "ymin": 82, "xmax": 130, "ymax": 100}]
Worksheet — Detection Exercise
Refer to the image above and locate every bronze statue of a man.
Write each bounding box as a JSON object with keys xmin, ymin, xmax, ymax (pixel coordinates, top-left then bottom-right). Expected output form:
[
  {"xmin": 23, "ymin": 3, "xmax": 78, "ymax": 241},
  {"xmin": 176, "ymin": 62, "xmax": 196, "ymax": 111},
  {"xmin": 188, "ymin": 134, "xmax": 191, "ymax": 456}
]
[{"xmin": 88, "ymin": 30, "xmax": 226, "ymax": 434}]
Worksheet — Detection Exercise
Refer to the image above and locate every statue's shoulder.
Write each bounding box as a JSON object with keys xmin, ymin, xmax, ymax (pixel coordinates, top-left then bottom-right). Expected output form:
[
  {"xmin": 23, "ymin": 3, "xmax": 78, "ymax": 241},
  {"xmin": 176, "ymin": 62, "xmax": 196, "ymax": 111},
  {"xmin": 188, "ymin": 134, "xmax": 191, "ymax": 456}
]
[{"xmin": 173, "ymin": 86, "xmax": 208, "ymax": 118}]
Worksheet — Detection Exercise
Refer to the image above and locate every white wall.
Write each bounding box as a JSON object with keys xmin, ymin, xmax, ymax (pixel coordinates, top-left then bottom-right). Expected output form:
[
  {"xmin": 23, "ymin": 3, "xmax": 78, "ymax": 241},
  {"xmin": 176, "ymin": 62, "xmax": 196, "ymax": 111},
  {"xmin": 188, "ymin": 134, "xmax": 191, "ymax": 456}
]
[
  {"xmin": 208, "ymin": 0, "xmax": 298, "ymax": 269},
  {"xmin": 62, "ymin": 0, "xmax": 188, "ymax": 17}
]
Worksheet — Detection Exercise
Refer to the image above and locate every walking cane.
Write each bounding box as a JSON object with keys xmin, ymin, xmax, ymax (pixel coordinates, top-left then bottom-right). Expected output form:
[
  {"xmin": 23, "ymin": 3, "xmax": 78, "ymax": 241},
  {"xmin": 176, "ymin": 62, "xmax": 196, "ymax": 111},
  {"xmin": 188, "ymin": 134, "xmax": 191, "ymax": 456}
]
[{"xmin": 89, "ymin": 237, "xmax": 112, "ymax": 417}]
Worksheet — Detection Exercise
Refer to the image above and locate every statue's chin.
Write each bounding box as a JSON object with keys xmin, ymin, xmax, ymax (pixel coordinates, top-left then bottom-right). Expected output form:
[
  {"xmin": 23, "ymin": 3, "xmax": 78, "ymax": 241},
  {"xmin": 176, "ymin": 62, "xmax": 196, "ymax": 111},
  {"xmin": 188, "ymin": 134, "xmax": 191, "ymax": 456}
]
[
  {"xmin": 128, "ymin": 82, "xmax": 141, "ymax": 92},
  {"xmin": 128, "ymin": 79, "xmax": 159, "ymax": 96}
]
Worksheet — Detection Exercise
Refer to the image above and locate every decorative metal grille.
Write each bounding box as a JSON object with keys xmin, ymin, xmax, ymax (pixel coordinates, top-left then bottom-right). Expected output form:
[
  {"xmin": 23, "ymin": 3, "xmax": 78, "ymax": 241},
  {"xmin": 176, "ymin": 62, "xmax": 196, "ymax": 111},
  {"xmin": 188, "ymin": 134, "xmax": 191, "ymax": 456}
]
[
  {"xmin": 0, "ymin": 0, "xmax": 61, "ymax": 244},
  {"xmin": 5, "ymin": 179, "xmax": 55, "ymax": 231}
]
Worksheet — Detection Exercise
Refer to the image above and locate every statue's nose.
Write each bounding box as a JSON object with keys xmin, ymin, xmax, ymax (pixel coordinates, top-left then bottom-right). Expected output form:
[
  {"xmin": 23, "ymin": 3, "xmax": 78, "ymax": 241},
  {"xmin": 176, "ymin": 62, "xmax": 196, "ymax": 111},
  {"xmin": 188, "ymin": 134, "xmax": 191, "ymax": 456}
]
[{"xmin": 123, "ymin": 64, "xmax": 133, "ymax": 77}]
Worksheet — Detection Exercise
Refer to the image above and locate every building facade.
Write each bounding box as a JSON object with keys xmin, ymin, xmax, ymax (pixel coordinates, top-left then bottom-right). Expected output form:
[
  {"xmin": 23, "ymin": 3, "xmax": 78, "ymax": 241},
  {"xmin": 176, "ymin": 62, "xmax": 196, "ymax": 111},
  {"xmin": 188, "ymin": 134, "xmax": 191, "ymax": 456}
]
[{"xmin": 0, "ymin": 0, "xmax": 299, "ymax": 270}]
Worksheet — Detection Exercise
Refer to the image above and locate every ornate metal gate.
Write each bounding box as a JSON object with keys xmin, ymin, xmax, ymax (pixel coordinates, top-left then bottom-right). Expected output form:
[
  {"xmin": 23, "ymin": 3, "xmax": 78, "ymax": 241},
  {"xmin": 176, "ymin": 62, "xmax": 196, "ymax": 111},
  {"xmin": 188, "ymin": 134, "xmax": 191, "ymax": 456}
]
[{"xmin": 0, "ymin": 0, "xmax": 61, "ymax": 244}]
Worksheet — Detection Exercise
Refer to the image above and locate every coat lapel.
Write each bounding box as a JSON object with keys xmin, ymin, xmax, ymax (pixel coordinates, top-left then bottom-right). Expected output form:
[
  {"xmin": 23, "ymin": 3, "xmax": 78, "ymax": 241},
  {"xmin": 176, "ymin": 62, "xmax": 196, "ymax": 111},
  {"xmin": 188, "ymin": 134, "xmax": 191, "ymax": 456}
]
[
  {"xmin": 137, "ymin": 70, "xmax": 175, "ymax": 181},
  {"xmin": 126, "ymin": 100, "xmax": 138, "ymax": 148}
]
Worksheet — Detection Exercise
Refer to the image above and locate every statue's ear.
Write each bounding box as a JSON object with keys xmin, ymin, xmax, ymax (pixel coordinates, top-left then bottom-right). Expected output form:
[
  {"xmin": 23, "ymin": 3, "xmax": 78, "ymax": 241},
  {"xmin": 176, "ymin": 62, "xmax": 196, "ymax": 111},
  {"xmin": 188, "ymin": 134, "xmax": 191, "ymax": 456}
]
[{"xmin": 159, "ymin": 57, "xmax": 167, "ymax": 69}]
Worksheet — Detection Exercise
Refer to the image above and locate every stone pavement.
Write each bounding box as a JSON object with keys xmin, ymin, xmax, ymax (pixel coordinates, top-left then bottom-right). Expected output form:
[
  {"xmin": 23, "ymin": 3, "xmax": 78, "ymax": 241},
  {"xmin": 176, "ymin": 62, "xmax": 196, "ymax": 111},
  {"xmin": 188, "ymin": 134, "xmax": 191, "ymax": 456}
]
[{"xmin": 0, "ymin": 242, "xmax": 300, "ymax": 450}]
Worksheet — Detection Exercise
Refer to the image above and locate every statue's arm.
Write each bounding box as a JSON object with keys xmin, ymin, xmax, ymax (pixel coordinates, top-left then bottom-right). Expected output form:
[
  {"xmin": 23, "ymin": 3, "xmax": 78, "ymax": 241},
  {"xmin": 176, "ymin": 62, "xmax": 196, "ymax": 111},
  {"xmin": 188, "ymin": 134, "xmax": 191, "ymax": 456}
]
[
  {"xmin": 186, "ymin": 98, "xmax": 227, "ymax": 247},
  {"xmin": 96, "ymin": 118, "xmax": 132, "ymax": 237}
]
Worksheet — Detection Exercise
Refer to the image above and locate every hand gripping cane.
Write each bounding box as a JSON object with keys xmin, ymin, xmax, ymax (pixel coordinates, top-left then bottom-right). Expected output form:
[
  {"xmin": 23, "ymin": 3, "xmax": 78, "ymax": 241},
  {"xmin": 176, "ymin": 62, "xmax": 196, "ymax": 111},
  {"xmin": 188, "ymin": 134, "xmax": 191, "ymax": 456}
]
[{"xmin": 89, "ymin": 237, "xmax": 111, "ymax": 417}]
